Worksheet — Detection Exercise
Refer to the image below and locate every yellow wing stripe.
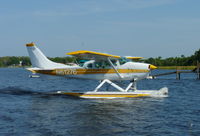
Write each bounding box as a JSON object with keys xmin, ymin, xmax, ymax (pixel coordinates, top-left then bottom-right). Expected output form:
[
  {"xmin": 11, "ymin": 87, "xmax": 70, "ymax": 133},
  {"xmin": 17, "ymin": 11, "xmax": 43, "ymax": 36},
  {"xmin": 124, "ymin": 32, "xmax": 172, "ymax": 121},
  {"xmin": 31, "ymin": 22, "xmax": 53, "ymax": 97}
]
[
  {"xmin": 67, "ymin": 50, "xmax": 120, "ymax": 58},
  {"xmin": 126, "ymin": 56, "xmax": 143, "ymax": 60},
  {"xmin": 26, "ymin": 43, "xmax": 35, "ymax": 47},
  {"xmin": 67, "ymin": 50, "xmax": 143, "ymax": 60}
]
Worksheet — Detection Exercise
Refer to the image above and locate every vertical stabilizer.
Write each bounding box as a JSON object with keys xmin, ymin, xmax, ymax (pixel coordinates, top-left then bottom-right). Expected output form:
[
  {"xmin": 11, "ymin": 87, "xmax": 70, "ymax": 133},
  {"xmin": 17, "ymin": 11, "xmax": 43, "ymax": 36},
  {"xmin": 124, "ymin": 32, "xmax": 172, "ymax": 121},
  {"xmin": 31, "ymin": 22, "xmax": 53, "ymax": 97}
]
[{"xmin": 26, "ymin": 43, "xmax": 68, "ymax": 69}]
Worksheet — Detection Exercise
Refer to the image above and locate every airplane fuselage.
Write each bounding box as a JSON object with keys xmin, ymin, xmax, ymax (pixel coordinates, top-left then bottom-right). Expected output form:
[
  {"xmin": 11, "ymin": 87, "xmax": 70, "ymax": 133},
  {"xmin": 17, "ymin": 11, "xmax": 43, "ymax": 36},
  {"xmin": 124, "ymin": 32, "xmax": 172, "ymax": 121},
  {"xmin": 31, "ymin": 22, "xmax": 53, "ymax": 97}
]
[
  {"xmin": 28, "ymin": 61, "xmax": 150, "ymax": 80},
  {"xmin": 26, "ymin": 43, "xmax": 156, "ymax": 81}
]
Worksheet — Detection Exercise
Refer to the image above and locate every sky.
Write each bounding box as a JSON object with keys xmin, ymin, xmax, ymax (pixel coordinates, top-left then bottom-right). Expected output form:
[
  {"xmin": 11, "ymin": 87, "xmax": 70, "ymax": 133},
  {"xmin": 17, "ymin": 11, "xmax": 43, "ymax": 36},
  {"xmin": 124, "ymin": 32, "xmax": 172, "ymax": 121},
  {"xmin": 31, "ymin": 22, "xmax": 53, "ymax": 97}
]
[{"xmin": 0, "ymin": 0, "xmax": 200, "ymax": 58}]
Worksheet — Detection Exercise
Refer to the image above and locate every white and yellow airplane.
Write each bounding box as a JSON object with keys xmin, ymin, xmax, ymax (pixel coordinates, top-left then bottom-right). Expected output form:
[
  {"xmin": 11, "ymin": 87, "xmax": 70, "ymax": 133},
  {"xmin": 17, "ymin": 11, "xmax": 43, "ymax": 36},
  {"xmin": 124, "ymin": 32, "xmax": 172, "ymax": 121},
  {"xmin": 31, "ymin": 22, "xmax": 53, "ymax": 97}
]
[{"xmin": 25, "ymin": 43, "xmax": 168, "ymax": 98}]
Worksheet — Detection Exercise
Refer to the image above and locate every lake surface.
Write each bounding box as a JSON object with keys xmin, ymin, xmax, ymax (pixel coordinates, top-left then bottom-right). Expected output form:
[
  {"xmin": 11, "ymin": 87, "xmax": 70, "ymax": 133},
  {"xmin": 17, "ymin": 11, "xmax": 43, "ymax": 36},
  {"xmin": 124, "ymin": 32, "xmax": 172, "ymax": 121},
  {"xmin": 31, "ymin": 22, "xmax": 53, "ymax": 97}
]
[{"xmin": 0, "ymin": 68, "xmax": 199, "ymax": 136}]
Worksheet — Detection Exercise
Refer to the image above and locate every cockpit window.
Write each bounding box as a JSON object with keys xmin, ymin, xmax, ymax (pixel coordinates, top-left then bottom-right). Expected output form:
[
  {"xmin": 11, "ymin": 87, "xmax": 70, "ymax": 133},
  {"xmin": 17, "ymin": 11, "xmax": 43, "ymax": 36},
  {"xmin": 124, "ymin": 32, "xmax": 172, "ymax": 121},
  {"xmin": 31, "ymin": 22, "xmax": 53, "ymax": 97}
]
[
  {"xmin": 77, "ymin": 60, "xmax": 89, "ymax": 67},
  {"xmin": 87, "ymin": 63, "xmax": 93, "ymax": 68},
  {"xmin": 94, "ymin": 62, "xmax": 104, "ymax": 68},
  {"xmin": 111, "ymin": 60, "xmax": 117, "ymax": 66},
  {"xmin": 119, "ymin": 57, "xmax": 130, "ymax": 65},
  {"xmin": 79, "ymin": 59, "xmax": 119, "ymax": 69},
  {"xmin": 94, "ymin": 60, "xmax": 117, "ymax": 69}
]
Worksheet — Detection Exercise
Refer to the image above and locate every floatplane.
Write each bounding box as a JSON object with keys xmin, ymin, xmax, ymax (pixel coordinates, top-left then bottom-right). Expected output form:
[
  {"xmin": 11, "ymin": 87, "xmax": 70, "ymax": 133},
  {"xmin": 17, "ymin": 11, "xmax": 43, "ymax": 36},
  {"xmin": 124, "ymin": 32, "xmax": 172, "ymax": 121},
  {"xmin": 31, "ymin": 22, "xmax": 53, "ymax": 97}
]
[{"xmin": 25, "ymin": 43, "xmax": 168, "ymax": 98}]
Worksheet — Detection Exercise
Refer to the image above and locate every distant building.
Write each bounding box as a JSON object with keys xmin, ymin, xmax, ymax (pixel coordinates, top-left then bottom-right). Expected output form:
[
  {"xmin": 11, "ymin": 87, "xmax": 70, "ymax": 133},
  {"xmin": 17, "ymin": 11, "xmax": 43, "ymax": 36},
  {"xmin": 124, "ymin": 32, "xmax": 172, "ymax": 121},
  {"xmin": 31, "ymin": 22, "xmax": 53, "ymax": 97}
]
[{"xmin": 19, "ymin": 61, "xmax": 23, "ymax": 67}]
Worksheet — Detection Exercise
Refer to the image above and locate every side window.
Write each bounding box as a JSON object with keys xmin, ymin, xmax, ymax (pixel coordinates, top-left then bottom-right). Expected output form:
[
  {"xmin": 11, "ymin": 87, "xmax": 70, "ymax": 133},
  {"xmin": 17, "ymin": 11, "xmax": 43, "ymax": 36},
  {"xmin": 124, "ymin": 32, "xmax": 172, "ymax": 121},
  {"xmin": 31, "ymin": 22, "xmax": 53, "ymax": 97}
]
[
  {"xmin": 111, "ymin": 60, "xmax": 117, "ymax": 66},
  {"xmin": 104, "ymin": 61, "xmax": 110, "ymax": 67},
  {"xmin": 94, "ymin": 62, "xmax": 103, "ymax": 69},
  {"xmin": 87, "ymin": 63, "xmax": 93, "ymax": 68},
  {"xmin": 82, "ymin": 60, "xmax": 95, "ymax": 68}
]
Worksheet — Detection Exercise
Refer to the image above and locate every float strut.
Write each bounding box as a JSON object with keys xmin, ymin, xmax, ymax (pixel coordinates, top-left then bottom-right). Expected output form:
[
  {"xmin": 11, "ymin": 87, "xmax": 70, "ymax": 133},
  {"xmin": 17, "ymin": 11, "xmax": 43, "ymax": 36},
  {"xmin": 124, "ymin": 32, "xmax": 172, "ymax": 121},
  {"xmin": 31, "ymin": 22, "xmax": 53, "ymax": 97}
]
[
  {"xmin": 129, "ymin": 79, "xmax": 137, "ymax": 91},
  {"xmin": 94, "ymin": 79, "xmax": 137, "ymax": 92},
  {"xmin": 94, "ymin": 79, "xmax": 126, "ymax": 92}
]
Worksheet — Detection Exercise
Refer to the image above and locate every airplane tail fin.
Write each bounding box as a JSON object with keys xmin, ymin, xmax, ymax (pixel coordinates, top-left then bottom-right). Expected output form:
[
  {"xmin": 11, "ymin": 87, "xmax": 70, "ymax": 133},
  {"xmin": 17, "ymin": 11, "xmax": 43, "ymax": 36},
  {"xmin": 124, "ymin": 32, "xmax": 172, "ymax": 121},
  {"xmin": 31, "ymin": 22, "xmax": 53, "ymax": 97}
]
[{"xmin": 26, "ymin": 43, "xmax": 68, "ymax": 69}]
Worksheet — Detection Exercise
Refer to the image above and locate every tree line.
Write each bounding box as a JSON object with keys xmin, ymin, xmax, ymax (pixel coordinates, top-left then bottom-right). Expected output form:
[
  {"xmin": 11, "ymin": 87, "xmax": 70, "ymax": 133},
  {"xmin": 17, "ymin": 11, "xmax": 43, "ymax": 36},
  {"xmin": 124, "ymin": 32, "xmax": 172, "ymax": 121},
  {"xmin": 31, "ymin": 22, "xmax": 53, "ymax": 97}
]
[
  {"xmin": 0, "ymin": 56, "xmax": 76, "ymax": 67},
  {"xmin": 143, "ymin": 49, "xmax": 200, "ymax": 66},
  {"xmin": 0, "ymin": 49, "xmax": 199, "ymax": 67}
]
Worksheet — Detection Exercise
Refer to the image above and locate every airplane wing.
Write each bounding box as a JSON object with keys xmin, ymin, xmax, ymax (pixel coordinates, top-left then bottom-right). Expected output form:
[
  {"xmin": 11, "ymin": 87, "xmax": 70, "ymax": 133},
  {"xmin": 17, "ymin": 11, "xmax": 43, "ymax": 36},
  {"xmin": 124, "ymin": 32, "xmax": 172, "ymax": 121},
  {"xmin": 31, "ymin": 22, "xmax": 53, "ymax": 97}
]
[
  {"xmin": 125, "ymin": 56, "xmax": 143, "ymax": 60},
  {"xmin": 67, "ymin": 50, "xmax": 143, "ymax": 60}
]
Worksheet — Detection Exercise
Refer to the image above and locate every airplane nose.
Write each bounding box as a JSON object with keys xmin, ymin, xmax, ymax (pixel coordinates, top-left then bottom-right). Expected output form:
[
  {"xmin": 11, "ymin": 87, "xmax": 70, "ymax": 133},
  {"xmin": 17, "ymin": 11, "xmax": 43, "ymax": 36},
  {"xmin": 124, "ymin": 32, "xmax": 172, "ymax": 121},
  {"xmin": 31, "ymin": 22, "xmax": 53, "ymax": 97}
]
[{"xmin": 149, "ymin": 64, "xmax": 157, "ymax": 70}]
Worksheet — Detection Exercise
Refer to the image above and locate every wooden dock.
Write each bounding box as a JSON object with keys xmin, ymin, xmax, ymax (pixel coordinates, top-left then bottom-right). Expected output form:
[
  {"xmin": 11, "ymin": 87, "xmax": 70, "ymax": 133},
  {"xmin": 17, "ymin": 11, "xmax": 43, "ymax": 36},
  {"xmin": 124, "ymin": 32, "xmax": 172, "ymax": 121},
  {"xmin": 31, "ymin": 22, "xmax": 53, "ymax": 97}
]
[{"xmin": 151, "ymin": 61, "xmax": 200, "ymax": 80}]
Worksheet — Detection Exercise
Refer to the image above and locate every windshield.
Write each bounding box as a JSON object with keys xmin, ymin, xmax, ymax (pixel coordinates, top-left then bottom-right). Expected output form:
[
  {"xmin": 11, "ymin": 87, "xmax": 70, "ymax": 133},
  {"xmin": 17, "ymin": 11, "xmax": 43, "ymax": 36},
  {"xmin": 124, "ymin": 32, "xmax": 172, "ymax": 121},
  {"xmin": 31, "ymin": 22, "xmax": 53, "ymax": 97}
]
[
  {"xmin": 119, "ymin": 57, "xmax": 130, "ymax": 65},
  {"xmin": 76, "ymin": 60, "xmax": 89, "ymax": 67}
]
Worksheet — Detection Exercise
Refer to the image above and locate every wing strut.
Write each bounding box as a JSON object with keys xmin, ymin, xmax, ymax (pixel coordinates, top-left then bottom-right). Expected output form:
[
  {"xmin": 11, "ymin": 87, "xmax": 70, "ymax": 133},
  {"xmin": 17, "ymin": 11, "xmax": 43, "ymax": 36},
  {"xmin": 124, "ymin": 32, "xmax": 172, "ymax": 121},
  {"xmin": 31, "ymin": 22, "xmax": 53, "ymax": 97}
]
[{"xmin": 107, "ymin": 58, "xmax": 123, "ymax": 79}]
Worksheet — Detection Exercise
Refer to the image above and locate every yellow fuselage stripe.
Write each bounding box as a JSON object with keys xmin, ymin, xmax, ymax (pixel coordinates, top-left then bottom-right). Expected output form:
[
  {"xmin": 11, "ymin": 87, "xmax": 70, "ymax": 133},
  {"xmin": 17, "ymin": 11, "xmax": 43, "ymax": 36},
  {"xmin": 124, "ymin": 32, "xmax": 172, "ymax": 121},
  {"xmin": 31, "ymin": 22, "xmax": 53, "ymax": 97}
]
[{"xmin": 33, "ymin": 69, "xmax": 149, "ymax": 76}]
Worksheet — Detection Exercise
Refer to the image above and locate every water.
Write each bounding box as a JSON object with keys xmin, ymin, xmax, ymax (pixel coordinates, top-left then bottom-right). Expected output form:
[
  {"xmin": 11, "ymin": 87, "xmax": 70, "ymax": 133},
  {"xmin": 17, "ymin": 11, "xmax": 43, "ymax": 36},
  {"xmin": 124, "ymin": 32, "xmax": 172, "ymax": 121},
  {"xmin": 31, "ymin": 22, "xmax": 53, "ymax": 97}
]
[{"xmin": 0, "ymin": 68, "xmax": 199, "ymax": 136}]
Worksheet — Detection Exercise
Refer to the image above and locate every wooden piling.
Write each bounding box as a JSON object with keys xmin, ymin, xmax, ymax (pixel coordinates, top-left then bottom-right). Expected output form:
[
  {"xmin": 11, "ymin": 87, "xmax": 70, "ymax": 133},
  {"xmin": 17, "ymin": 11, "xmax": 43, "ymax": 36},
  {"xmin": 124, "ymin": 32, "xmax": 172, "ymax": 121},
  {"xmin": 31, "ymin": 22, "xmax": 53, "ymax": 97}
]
[
  {"xmin": 197, "ymin": 61, "xmax": 200, "ymax": 80},
  {"xmin": 176, "ymin": 72, "xmax": 180, "ymax": 80},
  {"xmin": 176, "ymin": 66, "xmax": 180, "ymax": 80}
]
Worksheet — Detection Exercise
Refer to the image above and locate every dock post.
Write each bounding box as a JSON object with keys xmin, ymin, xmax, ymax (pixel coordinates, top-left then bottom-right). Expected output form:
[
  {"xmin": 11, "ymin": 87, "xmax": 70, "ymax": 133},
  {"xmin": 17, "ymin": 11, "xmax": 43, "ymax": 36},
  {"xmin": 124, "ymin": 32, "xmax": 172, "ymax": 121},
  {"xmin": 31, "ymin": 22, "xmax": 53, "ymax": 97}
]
[
  {"xmin": 197, "ymin": 61, "xmax": 200, "ymax": 80},
  {"xmin": 176, "ymin": 67, "xmax": 180, "ymax": 80},
  {"xmin": 176, "ymin": 72, "xmax": 180, "ymax": 80}
]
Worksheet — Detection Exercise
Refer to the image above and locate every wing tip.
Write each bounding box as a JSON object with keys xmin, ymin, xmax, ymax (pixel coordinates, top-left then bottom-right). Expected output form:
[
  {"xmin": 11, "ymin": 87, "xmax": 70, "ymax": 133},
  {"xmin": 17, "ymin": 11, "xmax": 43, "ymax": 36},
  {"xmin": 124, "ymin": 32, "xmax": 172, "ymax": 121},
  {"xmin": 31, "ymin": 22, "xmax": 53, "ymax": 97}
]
[{"xmin": 26, "ymin": 42, "xmax": 35, "ymax": 47}]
